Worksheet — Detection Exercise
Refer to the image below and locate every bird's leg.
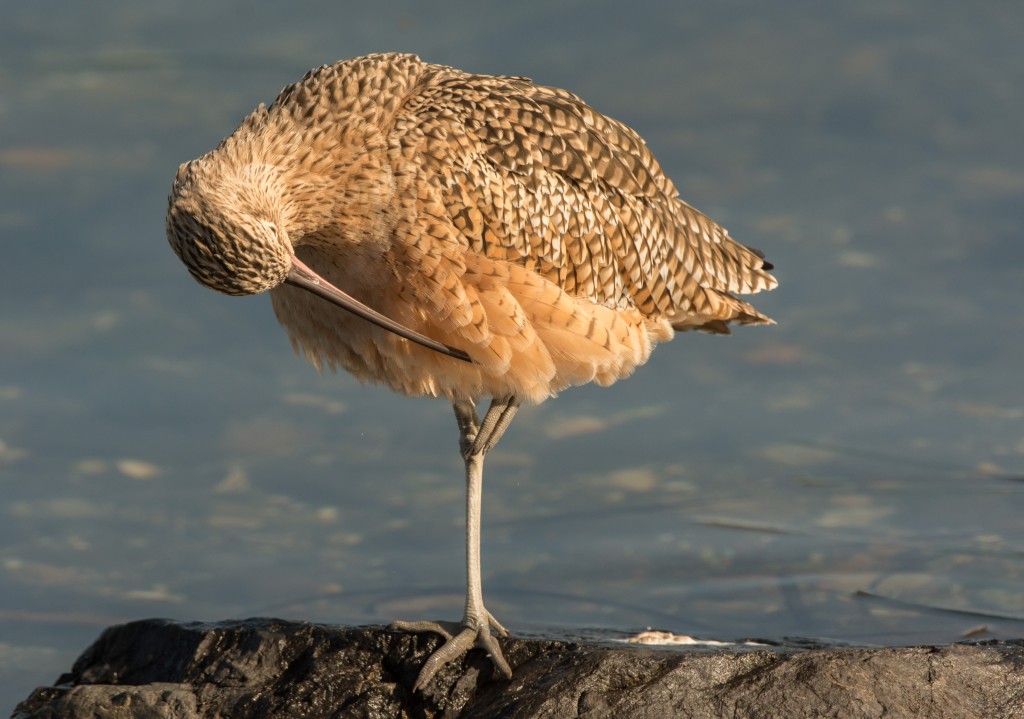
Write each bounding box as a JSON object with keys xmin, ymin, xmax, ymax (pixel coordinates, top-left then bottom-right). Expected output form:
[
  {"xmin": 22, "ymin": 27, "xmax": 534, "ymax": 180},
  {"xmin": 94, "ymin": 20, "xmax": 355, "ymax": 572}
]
[{"xmin": 391, "ymin": 396, "xmax": 520, "ymax": 691}]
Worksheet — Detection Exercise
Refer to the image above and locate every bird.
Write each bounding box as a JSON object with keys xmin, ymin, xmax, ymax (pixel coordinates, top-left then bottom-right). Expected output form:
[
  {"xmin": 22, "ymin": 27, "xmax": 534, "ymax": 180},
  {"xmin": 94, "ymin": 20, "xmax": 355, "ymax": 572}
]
[{"xmin": 166, "ymin": 52, "xmax": 777, "ymax": 691}]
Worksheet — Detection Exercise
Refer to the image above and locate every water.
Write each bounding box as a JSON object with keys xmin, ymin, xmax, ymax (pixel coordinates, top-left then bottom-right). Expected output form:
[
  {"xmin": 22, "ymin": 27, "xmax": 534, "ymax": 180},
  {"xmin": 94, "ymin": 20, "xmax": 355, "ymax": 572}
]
[{"xmin": 3, "ymin": 0, "xmax": 1023, "ymax": 708}]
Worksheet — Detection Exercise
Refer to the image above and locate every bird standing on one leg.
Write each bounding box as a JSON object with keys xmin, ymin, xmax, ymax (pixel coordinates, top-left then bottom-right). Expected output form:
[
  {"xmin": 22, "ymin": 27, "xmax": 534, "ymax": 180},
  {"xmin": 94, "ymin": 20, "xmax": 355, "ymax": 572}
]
[{"xmin": 166, "ymin": 52, "xmax": 777, "ymax": 691}]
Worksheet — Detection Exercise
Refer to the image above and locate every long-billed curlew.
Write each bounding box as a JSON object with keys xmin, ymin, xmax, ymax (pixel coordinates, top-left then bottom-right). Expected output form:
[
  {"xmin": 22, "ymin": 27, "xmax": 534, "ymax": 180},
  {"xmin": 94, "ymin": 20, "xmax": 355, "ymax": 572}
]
[{"xmin": 166, "ymin": 53, "xmax": 777, "ymax": 690}]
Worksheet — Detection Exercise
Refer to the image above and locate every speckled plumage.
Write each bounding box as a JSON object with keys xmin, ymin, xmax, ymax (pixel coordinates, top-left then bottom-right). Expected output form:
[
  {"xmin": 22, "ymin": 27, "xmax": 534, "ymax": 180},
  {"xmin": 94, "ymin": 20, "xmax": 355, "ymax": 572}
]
[
  {"xmin": 166, "ymin": 53, "xmax": 777, "ymax": 689},
  {"xmin": 168, "ymin": 52, "xmax": 776, "ymax": 404}
]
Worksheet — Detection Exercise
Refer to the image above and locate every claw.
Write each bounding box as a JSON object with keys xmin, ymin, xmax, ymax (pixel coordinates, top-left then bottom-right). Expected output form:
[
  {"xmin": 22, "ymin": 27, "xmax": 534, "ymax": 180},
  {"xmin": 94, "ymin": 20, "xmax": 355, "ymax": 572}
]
[{"xmin": 391, "ymin": 616, "xmax": 512, "ymax": 690}]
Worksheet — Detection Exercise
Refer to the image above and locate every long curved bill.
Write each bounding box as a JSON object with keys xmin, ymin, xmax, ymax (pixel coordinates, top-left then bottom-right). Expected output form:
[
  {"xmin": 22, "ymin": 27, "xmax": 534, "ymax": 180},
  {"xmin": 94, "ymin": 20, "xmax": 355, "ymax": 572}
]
[{"xmin": 285, "ymin": 256, "xmax": 472, "ymax": 363}]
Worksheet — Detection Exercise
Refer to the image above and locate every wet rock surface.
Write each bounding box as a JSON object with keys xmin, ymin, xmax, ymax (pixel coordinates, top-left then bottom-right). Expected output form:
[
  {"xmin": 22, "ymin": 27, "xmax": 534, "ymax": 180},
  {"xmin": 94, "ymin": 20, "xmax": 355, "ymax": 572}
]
[{"xmin": 13, "ymin": 618, "xmax": 1024, "ymax": 718}]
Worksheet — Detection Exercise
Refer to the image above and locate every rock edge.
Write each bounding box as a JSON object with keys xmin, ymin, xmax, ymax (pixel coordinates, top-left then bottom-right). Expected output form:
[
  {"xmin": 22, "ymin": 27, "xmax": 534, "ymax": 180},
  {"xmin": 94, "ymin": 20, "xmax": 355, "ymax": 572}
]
[{"xmin": 13, "ymin": 618, "xmax": 1024, "ymax": 718}]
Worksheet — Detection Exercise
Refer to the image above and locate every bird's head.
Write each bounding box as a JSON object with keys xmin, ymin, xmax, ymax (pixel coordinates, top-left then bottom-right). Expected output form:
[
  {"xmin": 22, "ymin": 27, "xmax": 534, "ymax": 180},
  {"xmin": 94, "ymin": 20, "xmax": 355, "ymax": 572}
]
[
  {"xmin": 165, "ymin": 157, "xmax": 473, "ymax": 362},
  {"xmin": 166, "ymin": 161, "xmax": 292, "ymax": 297}
]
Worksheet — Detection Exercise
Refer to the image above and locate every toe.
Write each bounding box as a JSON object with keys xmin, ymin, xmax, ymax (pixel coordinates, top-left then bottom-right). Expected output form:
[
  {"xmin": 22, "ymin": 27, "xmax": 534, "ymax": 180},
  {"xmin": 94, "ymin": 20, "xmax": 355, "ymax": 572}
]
[
  {"xmin": 412, "ymin": 627, "xmax": 476, "ymax": 691},
  {"xmin": 389, "ymin": 619, "xmax": 459, "ymax": 640},
  {"xmin": 476, "ymin": 629, "xmax": 512, "ymax": 678},
  {"xmin": 485, "ymin": 610, "xmax": 510, "ymax": 637}
]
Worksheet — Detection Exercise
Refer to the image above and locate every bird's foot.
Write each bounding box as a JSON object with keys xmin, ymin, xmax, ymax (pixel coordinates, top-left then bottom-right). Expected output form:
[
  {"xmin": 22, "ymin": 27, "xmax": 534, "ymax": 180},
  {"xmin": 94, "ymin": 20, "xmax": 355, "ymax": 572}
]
[{"xmin": 390, "ymin": 611, "xmax": 511, "ymax": 691}]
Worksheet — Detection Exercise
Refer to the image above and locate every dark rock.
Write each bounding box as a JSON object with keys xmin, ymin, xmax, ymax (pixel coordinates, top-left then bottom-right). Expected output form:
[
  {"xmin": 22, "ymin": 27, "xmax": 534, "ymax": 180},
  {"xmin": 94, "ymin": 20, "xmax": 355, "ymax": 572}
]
[{"xmin": 12, "ymin": 618, "xmax": 1024, "ymax": 718}]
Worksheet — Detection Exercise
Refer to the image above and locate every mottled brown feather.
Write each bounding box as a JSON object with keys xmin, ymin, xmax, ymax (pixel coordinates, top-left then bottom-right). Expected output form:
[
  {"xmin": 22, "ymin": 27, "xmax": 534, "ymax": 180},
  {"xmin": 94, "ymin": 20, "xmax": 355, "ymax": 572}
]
[{"xmin": 167, "ymin": 53, "xmax": 777, "ymax": 404}]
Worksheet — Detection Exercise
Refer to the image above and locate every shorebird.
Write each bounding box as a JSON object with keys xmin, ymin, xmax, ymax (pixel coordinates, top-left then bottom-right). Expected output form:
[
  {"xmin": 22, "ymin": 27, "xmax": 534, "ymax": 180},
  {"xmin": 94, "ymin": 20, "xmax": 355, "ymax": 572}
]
[{"xmin": 166, "ymin": 52, "xmax": 777, "ymax": 690}]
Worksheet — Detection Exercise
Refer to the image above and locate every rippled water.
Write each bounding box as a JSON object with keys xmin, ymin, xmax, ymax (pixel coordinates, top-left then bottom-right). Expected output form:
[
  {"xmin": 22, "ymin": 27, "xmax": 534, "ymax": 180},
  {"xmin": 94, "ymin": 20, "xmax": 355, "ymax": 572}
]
[{"xmin": 3, "ymin": 0, "xmax": 1023, "ymax": 708}]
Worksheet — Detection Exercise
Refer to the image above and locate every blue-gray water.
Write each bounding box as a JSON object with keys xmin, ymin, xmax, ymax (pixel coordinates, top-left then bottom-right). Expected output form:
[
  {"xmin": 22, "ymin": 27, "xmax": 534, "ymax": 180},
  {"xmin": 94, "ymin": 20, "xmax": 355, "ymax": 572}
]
[{"xmin": 3, "ymin": 0, "xmax": 1023, "ymax": 708}]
